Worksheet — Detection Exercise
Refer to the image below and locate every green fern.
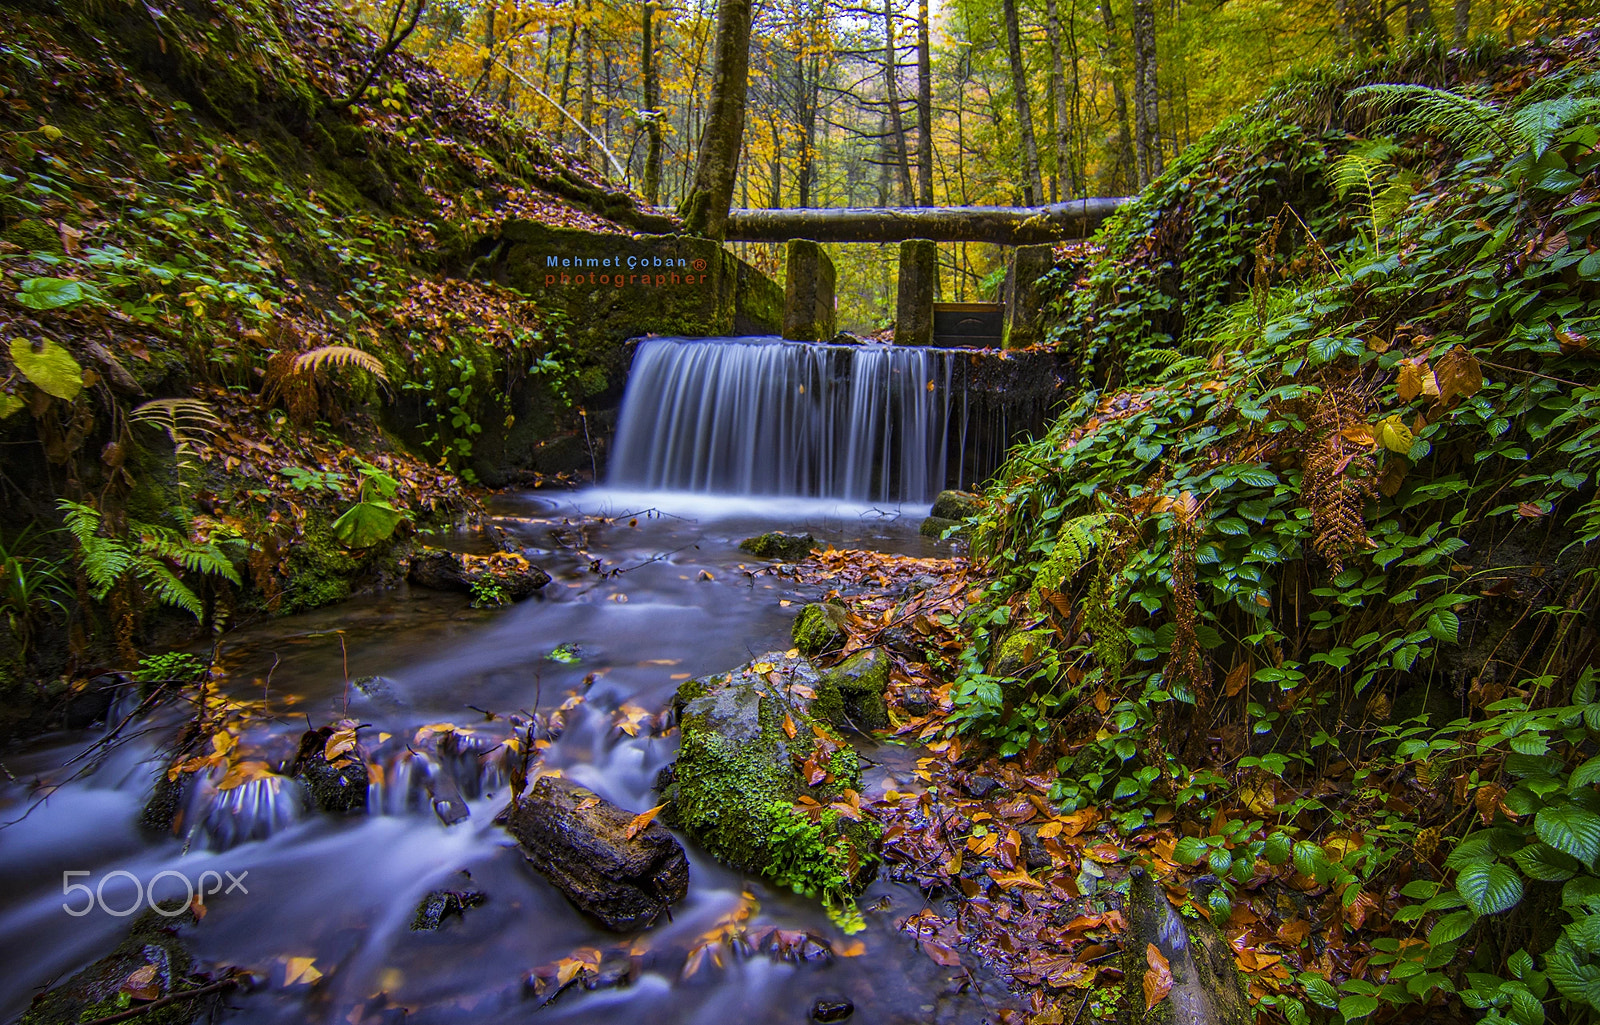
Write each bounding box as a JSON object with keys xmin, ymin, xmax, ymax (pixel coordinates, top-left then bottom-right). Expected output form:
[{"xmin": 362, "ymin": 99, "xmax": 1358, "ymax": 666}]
[
  {"xmin": 56, "ymin": 500, "xmax": 241, "ymax": 619},
  {"xmin": 1033, "ymin": 513, "xmax": 1114, "ymax": 598},
  {"xmin": 1351, "ymin": 82, "xmax": 1600, "ymax": 159}
]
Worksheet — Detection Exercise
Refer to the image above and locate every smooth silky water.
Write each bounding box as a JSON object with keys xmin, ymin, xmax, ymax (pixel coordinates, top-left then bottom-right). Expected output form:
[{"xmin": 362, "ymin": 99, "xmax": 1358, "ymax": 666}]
[{"xmin": 0, "ymin": 339, "xmax": 1024, "ymax": 1025}]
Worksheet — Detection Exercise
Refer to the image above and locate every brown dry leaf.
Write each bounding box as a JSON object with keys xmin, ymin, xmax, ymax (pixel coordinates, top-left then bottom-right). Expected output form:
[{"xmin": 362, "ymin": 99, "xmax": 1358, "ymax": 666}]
[
  {"xmin": 921, "ymin": 940, "xmax": 963, "ymax": 967},
  {"xmin": 188, "ymin": 895, "xmax": 207, "ymax": 922},
  {"xmin": 555, "ymin": 947, "xmax": 602, "ymax": 987},
  {"xmin": 1143, "ymin": 944, "xmax": 1174, "ymax": 1010},
  {"xmin": 835, "ymin": 938, "xmax": 866, "ymax": 957},
  {"xmin": 1517, "ymin": 502, "xmax": 1547, "ymax": 518},
  {"xmin": 121, "ymin": 964, "xmax": 161, "ymax": 1001},
  {"xmin": 625, "ymin": 804, "xmax": 666, "ymax": 840},
  {"xmin": 324, "ymin": 721, "xmax": 359, "ymax": 763},
  {"xmin": 216, "ymin": 760, "xmax": 276, "ymax": 791},
  {"xmin": 987, "ymin": 866, "xmax": 1046, "ymax": 890},
  {"xmin": 1224, "ymin": 662, "xmax": 1249, "ymax": 698},
  {"xmin": 781, "ymin": 713, "xmax": 797, "ymax": 739},
  {"xmin": 1037, "ymin": 820, "xmax": 1064, "ymax": 839},
  {"xmin": 1396, "ymin": 359, "xmax": 1439, "ymax": 402},
  {"xmin": 575, "ymin": 797, "xmax": 600, "ymax": 812},
  {"xmin": 1434, "ymin": 345, "xmax": 1484, "ymax": 407}
]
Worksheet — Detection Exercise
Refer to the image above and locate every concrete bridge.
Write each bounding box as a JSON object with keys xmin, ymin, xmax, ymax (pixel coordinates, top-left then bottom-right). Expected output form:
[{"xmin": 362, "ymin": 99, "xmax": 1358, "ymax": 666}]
[{"xmin": 724, "ymin": 198, "xmax": 1129, "ymax": 347}]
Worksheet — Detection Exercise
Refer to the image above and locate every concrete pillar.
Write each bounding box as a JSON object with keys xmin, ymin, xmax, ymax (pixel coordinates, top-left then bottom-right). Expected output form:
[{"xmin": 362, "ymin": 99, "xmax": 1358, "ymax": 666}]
[
  {"xmin": 781, "ymin": 239, "xmax": 836, "ymax": 341},
  {"xmin": 1002, "ymin": 243, "xmax": 1054, "ymax": 349},
  {"xmin": 894, "ymin": 239, "xmax": 939, "ymax": 346}
]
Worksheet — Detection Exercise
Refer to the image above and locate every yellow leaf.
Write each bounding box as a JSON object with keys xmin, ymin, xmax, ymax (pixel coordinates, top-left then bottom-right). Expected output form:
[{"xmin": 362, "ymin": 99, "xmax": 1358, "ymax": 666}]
[
  {"xmin": 834, "ymin": 938, "xmax": 866, "ymax": 957},
  {"xmin": 1378, "ymin": 415, "xmax": 1414, "ymax": 454},
  {"xmin": 1143, "ymin": 944, "xmax": 1173, "ymax": 1010},
  {"xmin": 626, "ymin": 803, "xmax": 666, "ymax": 840},
  {"xmin": 782, "ymin": 713, "xmax": 797, "ymax": 739},
  {"xmin": 751, "ymin": 661, "xmax": 777, "ymax": 674},
  {"xmin": 284, "ymin": 956, "xmax": 323, "ymax": 986},
  {"xmin": 1036, "ymin": 820, "xmax": 1064, "ymax": 839},
  {"xmin": 1396, "ymin": 359, "xmax": 1438, "ymax": 402}
]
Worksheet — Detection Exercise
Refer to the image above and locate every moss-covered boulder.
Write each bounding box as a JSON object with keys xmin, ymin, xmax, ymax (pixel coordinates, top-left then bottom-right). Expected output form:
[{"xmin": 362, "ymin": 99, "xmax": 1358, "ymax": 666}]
[
  {"xmin": 19, "ymin": 907, "xmax": 227, "ymax": 1025},
  {"xmin": 665, "ymin": 652, "xmax": 878, "ymax": 900},
  {"xmin": 738, "ymin": 531, "xmax": 816, "ymax": 561},
  {"xmin": 930, "ymin": 489, "xmax": 985, "ymax": 521},
  {"xmin": 822, "ymin": 648, "xmax": 890, "ymax": 732},
  {"xmin": 792, "ymin": 602, "xmax": 848, "ymax": 656},
  {"xmin": 918, "ymin": 515, "xmax": 967, "ymax": 540},
  {"xmin": 990, "ymin": 626, "xmax": 1055, "ymax": 680}
]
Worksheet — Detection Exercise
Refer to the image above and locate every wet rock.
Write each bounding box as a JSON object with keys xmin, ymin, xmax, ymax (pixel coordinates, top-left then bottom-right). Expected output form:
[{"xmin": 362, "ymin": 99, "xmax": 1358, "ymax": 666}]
[
  {"xmin": 811, "ymin": 997, "xmax": 855, "ymax": 1022},
  {"xmin": 19, "ymin": 906, "xmax": 230, "ymax": 1025},
  {"xmin": 989, "ymin": 627, "xmax": 1055, "ymax": 680},
  {"xmin": 1018, "ymin": 824, "xmax": 1053, "ymax": 871},
  {"xmin": 140, "ymin": 770, "xmax": 191, "ymax": 835},
  {"xmin": 965, "ymin": 774, "xmax": 1001, "ymax": 799},
  {"xmin": 822, "ymin": 648, "xmax": 890, "ymax": 732},
  {"xmin": 903, "ymin": 574, "xmax": 942, "ymax": 595},
  {"xmin": 738, "ymin": 530, "xmax": 817, "ymax": 561},
  {"xmin": 900, "ymin": 686, "xmax": 937, "ymax": 716},
  {"xmin": 880, "ymin": 618, "xmax": 930, "ymax": 661},
  {"xmin": 918, "ymin": 515, "xmax": 965, "ymax": 540},
  {"xmin": 408, "ymin": 548, "xmax": 550, "ymax": 601},
  {"xmin": 411, "ymin": 887, "xmax": 486, "ymax": 931},
  {"xmin": 291, "ymin": 726, "xmax": 369, "ymax": 814},
  {"xmin": 500, "ymin": 775, "xmax": 689, "ymax": 931},
  {"xmin": 792, "ymin": 602, "xmax": 848, "ymax": 656},
  {"xmin": 930, "ymin": 489, "xmax": 985, "ymax": 521},
  {"xmin": 1121, "ymin": 866, "xmax": 1251, "ymax": 1025},
  {"xmin": 663, "ymin": 651, "xmax": 879, "ymax": 896},
  {"xmin": 64, "ymin": 672, "xmax": 125, "ymax": 729}
]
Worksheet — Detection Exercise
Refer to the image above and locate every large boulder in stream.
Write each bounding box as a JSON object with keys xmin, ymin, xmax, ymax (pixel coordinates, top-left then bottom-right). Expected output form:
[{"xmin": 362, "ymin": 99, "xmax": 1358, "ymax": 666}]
[
  {"xmin": 821, "ymin": 648, "xmax": 891, "ymax": 732},
  {"xmin": 408, "ymin": 548, "xmax": 550, "ymax": 601},
  {"xmin": 664, "ymin": 651, "xmax": 879, "ymax": 899},
  {"xmin": 500, "ymin": 775, "xmax": 689, "ymax": 931},
  {"xmin": 1121, "ymin": 867, "xmax": 1251, "ymax": 1025}
]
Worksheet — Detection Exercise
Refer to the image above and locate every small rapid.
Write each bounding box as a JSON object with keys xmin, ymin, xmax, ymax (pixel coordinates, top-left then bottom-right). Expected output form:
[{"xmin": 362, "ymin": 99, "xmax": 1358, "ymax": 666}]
[{"xmin": 0, "ymin": 494, "xmax": 1011, "ymax": 1025}]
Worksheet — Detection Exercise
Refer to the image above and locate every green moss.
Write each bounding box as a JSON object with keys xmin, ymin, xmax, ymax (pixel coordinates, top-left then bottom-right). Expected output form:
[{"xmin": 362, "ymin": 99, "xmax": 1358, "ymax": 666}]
[
  {"xmin": 671, "ymin": 666, "xmax": 878, "ymax": 901},
  {"xmin": 792, "ymin": 602, "xmax": 846, "ymax": 656},
  {"xmin": 823, "ymin": 648, "xmax": 890, "ymax": 731},
  {"xmin": 991, "ymin": 627, "xmax": 1055, "ymax": 680},
  {"xmin": 20, "ymin": 906, "xmax": 204, "ymax": 1025},
  {"xmin": 3, "ymin": 218, "xmax": 60, "ymax": 253}
]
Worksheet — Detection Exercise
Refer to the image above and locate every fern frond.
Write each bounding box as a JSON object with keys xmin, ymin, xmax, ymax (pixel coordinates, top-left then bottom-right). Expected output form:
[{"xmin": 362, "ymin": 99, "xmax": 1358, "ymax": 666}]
[
  {"xmin": 1156, "ymin": 356, "xmax": 1209, "ymax": 381},
  {"xmin": 1511, "ymin": 96, "xmax": 1600, "ymax": 156},
  {"xmin": 1034, "ymin": 513, "xmax": 1115, "ymax": 594},
  {"xmin": 294, "ymin": 345, "xmax": 389, "ymax": 383},
  {"xmin": 56, "ymin": 500, "xmax": 132, "ymax": 598},
  {"xmin": 130, "ymin": 398, "xmax": 220, "ymax": 452},
  {"xmin": 1349, "ymin": 83, "xmax": 1514, "ymax": 157},
  {"xmin": 136, "ymin": 561, "xmax": 202, "ymax": 618},
  {"xmin": 137, "ymin": 529, "xmax": 243, "ymax": 586}
]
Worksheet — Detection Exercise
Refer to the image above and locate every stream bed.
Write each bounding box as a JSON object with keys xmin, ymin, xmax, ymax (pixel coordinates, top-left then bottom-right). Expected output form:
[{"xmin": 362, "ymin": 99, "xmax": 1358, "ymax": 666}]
[{"xmin": 0, "ymin": 491, "xmax": 1017, "ymax": 1025}]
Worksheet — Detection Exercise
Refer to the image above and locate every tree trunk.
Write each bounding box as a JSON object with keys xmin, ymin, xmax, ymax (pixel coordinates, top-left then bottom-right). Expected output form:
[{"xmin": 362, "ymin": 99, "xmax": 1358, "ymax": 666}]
[
  {"xmin": 1406, "ymin": 0, "xmax": 1440, "ymax": 37},
  {"xmin": 1131, "ymin": 0, "xmax": 1161, "ymax": 186},
  {"xmin": 798, "ymin": 52, "xmax": 820, "ymax": 206},
  {"xmin": 554, "ymin": 16, "xmax": 578, "ymax": 148},
  {"xmin": 579, "ymin": 5, "xmax": 595, "ymax": 167},
  {"xmin": 679, "ymin": 0, "xmax": 755, "ymax": 238},
  {"xmin": 916, "ymin": 0, "xmax": 934, "ymax": 205},
  {"xmin": 1001, "ymin": 0, "xmax": 1044, "ymax": 204},
  {"xmin": 883, "ymin": 0, "xmax": 916, "ymax": 205},
  {"xmin": 1101, "ymin": 0, "xmax": 1136, "ymax": 194},
  {"xmin": 723, "ymin": 199, "xmax": 1127, "ymax": 244},
  {"xmin": 1045, "ymin": 0, "xmax": 1074, "ymax": 200},
  {"xmin": 642, "ymin": 2, "xmax": 664, "ymax": 205},
  {"xmin": 1453, "ymin": 0, "xmax": 1470, "ymax": 40}
]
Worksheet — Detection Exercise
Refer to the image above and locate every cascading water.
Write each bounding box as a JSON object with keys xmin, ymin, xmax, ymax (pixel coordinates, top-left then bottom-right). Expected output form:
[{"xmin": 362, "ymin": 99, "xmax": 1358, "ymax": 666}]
[{"xmin": 608, "ymin": 337, "xmax": 957, "ymax": 502}]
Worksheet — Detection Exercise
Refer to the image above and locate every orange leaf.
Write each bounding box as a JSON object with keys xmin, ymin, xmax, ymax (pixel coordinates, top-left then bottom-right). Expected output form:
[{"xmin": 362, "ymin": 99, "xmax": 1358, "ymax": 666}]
[
  {"xmin": 782, "ymin": 713, "xmax": 797, "ymax": 739},
  {"xmin": 625, "ymin": 803, "xmax": 666, "ymax": 840},
  {"xmin": 1143, "ymin": 944, "xmax": 1174, "ymax": 1010},
  {"xmin": 1224, "ymin": 662, "xmax": 1249, "ymax": 698},
  {"xmin": 921, "ymin": 940, "xmax": 962, "ymax": 967}
]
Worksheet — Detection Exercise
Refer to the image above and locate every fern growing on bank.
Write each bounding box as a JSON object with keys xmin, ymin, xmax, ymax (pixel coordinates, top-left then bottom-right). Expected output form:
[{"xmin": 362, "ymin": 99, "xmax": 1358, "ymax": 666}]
[{"xmin": 59, "ymin": 500, "xmax": 242, "ymax": 619}]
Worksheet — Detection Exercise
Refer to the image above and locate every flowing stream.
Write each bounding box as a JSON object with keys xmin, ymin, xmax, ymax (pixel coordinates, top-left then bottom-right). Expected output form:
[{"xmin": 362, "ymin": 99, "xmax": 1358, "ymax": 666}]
[{"xmin": 0, "ymin": 493, "xmax": 1014, "ymax": 1024}]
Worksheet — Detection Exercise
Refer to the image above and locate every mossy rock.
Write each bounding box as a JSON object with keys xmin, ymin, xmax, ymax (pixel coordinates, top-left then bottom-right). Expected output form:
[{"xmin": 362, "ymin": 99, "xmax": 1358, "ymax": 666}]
[
  {"xmin": 792, "ymin": 602, "xmax": 848, "ymax": 657},
  {"xmin": 930, "ymin": 489, "xmax": 985, "ymax": 521},
  {"xmin": 1120, "ymin": 867, "xmax": 1251, "ymax": 1025},
  {"xmin": 738, "ymin": 531, "xmax": 817, "ymax": 562},
  {"xmin": 919, "ymin": 515, "xmax": 968, "ymax": 540},
  {"xmin": 666, "ymin": 651, "xmax": 878, "ymax": 897},
  {"xmin": 990, "ymin": 627, "xmax": 1055, "ymax": 680},
  {"xmin": 822, "ymin": 648, "xmax": 890, "ymax": 732},
  {"xmin": 3, "ymin": 218, "xmax": 61, "ymax": 254},
  {"xmin": 20, "ymin": 906, "xmax": 215, "ymax": 1025}
]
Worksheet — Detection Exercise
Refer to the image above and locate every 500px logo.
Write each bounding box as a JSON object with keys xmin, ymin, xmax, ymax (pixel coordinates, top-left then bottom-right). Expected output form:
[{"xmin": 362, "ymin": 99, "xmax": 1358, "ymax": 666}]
[{"xmin": 62, "ymin": 869, "xmax": 248, "ymax": 917}]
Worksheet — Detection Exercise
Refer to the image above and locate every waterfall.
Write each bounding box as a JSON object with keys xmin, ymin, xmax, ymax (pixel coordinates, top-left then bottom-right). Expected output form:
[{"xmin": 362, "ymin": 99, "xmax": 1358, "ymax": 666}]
[{"xmin": 609, "ymin": 337, "xmax": 957, "ymax": 502}]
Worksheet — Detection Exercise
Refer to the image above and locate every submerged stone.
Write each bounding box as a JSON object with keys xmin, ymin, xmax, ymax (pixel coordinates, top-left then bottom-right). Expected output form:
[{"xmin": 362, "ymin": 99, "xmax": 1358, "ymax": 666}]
[
  {"xmin": 738, "ymin": 530, "xmax": 817, "ymax": 561},
  {"xmin": 792, "ymin": 602, "xmax": 848, "ymax": 656},
  {"xmin": 664, "ymin": 651, "xmax": 879, "ymax": 898},
  {"xmin": 500, "ymin": 775, "xmax": 689, "ymax": 932},
  {"xmin": 411, "ymin": 887, "xmax": 486, "ymax": 931}
]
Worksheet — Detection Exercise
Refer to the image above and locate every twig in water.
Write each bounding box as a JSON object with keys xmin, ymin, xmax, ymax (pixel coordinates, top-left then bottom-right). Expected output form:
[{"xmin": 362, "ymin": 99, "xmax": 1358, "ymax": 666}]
[{"xmin": 76, "ymin": 971, "xmax": 248, "ymax": 1025}]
